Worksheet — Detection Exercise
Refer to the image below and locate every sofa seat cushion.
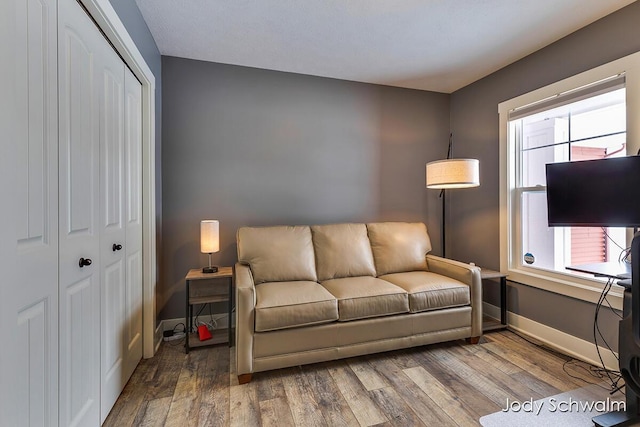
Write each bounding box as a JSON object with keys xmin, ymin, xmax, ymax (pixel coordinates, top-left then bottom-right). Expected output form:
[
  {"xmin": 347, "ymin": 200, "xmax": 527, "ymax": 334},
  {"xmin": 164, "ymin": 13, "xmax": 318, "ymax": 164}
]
[
  {"xmin": 380, "ymin": 271, "xmax": 470, "ymax": 313},
  {"xmin": 255, "ymin": 281, "xmax": 338, "ymax": 332},
  {"xmin": 321, "ymin": 276, "xmax": 409, "ymax": 321}
]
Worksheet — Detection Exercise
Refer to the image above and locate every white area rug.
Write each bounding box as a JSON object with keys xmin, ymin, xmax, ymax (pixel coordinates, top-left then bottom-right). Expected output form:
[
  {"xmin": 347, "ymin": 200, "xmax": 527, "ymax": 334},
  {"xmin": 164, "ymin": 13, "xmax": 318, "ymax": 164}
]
[{"xmin": 479, "ymin": 383, "xmax": 626, "ymax": 427}]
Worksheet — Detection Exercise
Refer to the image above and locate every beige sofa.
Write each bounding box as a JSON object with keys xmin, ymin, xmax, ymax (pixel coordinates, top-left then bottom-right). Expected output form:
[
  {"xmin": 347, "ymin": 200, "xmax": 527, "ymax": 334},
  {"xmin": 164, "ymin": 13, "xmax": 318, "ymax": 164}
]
[{"xmin": 235, "ymin": 222, "xmax": 482, "ymax": 384}]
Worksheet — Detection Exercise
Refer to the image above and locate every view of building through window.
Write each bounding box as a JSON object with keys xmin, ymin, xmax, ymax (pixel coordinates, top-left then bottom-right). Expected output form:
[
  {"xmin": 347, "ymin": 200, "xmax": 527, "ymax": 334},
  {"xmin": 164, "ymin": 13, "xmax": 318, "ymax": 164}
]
[{"xmin": 511, "ymin": 88, "xmax": 626, "ymax": 275}]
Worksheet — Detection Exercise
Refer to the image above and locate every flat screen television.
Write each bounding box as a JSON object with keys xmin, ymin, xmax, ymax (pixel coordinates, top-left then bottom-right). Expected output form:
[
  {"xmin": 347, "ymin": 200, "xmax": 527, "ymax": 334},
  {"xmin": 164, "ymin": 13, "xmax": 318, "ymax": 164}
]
[
  {"xmin": 546, "ymin": 155, "xmax": 640, "ymax": 426},
  {"xmin": 545, "ymin": 155, "xmax": 640, "ymax": 228}
]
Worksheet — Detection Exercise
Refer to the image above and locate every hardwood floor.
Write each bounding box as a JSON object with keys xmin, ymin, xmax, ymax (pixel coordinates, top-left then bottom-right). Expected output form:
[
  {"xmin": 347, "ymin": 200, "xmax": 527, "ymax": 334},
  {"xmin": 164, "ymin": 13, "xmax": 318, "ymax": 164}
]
[{"xmin": 103, "ymin": 331, "xmax": 610, "ymax": 426}]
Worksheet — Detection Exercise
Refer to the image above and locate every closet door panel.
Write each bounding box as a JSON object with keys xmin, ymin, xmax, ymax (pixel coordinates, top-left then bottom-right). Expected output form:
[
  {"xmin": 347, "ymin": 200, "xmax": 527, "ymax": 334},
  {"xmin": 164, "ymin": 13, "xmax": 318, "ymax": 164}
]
[
  {"xmin": 64, "ymin": 30, "xmax": 96, "ymax": 234},
  {"xmin": 16, "ymin": 300, "xmax": 50, "ymax": 427},
  {"xmin": 123, "ymin": 67, "xmax": 144, "ymax": 382},
  {"xmin": 99, "ymin": 43, "xmax": 127, "ymax": 423},
  {"xmin": 0, "ymin": 0, "xmax": 58, "ymax": 424},
  {"xmin": 58, "ymin": 0, "xmax": 102, "ymax": 423}
]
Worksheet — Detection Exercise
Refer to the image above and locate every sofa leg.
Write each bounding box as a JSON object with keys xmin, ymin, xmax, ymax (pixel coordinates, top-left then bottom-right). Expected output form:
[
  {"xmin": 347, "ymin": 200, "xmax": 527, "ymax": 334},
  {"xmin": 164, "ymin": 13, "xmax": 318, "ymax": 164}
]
[
  {"xmin": 466, "ymin": 336, "xmax": 481, "ymax": 344},
  {"xmin": 238, "ymin": 374, "xmax": 253, "ymax": 384}
]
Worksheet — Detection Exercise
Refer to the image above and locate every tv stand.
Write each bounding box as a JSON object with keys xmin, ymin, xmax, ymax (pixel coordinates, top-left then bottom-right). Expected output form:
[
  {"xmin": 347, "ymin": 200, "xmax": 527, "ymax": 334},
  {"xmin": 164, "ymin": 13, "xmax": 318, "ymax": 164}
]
[
  {"xmin": 592, "ymin": 285, "xmax": 640, "ymax": 426},
  {"xmin": 591, "ymin": 232, "xmax": 640, "ymax": 427}
]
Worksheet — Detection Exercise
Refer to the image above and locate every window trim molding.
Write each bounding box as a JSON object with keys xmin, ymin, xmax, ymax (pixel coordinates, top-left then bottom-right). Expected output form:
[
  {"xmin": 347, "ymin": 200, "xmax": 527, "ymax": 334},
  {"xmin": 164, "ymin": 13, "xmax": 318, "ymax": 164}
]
[{"xmin": 499, "ymin": 51, "xmax": 640, "ymax": 309}]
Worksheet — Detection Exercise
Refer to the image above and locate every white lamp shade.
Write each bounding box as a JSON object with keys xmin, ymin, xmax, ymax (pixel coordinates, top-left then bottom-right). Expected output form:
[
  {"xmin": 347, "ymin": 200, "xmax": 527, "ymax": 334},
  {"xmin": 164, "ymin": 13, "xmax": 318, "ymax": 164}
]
[
  {"xmin": 200, "ymin": 220, "xmax": 220, "ymax": 253},
  {"xmin": 426, "ymin": 159, "xmax": 480, "ymax": 189}
]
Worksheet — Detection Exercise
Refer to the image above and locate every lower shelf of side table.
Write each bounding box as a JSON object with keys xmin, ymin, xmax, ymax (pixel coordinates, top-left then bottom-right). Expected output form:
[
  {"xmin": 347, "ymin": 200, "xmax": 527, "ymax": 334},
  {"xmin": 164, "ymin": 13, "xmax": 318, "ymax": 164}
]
[
  {"xmin": 479, "ymin": 268, "xmax": 509, "ymax": 333},
  {"xmin": 483, "ymin": 315, "xmax": 508, "ymax": 332},
  {"xmin": 187, "ymin": 328, "xmax": 229, "ymax": 349}
]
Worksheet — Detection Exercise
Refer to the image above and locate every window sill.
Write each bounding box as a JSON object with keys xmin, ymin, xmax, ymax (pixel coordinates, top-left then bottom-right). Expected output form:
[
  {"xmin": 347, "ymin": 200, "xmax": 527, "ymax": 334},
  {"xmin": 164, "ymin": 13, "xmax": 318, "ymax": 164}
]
[{"xmin": 504, "ymin": 266, "xmax": 624, "ymax": 311}]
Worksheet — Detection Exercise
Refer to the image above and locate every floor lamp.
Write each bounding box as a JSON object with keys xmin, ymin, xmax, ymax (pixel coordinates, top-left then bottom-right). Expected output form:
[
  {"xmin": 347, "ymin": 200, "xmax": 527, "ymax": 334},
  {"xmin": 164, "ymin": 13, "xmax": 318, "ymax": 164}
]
[{"xmin": 426, "ymin": 157, "xmax": 479, "ymax": 257}]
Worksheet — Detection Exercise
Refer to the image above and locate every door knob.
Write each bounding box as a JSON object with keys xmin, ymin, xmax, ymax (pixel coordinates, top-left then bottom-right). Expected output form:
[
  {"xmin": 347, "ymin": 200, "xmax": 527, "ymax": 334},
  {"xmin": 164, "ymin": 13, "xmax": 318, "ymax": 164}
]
[
  {"xmin": 112, "ymin": 243, "xmax": 123, "ymax": 251},
  {"xmin": 79, "ymin": 257, "xmax": 92, "ymax": 268}
]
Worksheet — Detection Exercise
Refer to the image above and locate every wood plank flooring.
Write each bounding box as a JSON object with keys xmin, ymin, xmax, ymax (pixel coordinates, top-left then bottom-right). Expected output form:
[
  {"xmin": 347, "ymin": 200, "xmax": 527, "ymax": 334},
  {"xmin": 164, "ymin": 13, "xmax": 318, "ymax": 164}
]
[{"xmin": 103, "ymin": 331, "xmax": 611, "ymax": 426}]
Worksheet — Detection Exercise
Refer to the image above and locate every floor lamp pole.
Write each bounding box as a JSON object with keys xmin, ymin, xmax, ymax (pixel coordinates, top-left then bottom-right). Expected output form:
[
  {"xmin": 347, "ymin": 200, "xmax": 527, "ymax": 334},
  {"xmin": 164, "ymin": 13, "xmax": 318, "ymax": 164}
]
[
  {"xmin": 426, "ymin": 136, "xmax": 479, "ymax": 259},
  {"xmin": 441, "ymin": 188, "xmax": 446, "ymax": 258}
]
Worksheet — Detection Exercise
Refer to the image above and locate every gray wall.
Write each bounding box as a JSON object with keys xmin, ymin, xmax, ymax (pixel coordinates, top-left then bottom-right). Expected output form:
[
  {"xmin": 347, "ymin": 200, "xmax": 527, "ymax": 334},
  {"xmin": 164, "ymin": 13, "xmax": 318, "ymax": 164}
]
[
  {"xmin": 449, "ymin": 1, "xmax": 640, "ymax": 347},
  {"xmin": 160, "ymin": 57, "xmax": 450, "ymax": 319},
  {"xmin": 108, "ymin": 0, "xmax": 164, "ymax": 320}
]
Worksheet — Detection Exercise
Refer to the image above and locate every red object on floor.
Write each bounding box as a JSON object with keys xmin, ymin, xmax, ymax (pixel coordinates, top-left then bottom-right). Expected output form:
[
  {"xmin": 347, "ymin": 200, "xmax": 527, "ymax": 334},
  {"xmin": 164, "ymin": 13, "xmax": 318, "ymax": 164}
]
[{"xmin": 198, "ymin": 325, "xmax": 212, "ymax": 341}]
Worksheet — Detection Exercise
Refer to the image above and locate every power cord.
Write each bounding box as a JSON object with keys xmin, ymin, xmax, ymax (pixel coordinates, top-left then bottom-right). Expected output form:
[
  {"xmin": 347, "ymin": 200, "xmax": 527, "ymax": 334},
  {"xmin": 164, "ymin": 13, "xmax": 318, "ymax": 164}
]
[
  {"xmin": 620, "ymin": 247, "xmax": 632, "ymax": 264},
  {"xmin": 163, "ymin": 322, "xmax": 187, "ymax": 347},
  {"xmin": 592, "ymin": 277, "xmax": 623, "ymax": 393},
  {"xmin": 192, "ymin": 303, "xmax": 221, "ymax": 333},
  {"xmin": 601, "ymin": 227, "xmax": 631, "ymax": 264},
  {"xmin": 562, "ymin": 359, "xmax": 622, "ymax": 392},
  {"xmin": 192, "ymin": 304, "xmax": 208, "ymax": 333},
  {"xmin": 602, "ymin": 228, "xmax": 627, "ymax": 252}
]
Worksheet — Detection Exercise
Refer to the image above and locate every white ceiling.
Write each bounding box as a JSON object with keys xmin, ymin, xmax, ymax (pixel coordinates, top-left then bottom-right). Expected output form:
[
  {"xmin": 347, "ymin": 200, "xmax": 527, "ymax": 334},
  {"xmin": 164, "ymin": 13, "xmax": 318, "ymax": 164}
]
[{"xmin": 136, "ymin": 0, "xmax": 636, "ymax": 93}]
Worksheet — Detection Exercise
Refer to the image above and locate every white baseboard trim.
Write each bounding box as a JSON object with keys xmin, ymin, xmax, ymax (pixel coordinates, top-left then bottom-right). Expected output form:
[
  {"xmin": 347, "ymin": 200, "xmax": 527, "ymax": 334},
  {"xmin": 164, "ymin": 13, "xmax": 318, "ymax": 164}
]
[
  {"xmin": 483, "ymin": 302, "xmax": 618, "ymax": 371},
  {"xmin": 154, "ymin": 322, "xmax": 163, "ymax": 353}
]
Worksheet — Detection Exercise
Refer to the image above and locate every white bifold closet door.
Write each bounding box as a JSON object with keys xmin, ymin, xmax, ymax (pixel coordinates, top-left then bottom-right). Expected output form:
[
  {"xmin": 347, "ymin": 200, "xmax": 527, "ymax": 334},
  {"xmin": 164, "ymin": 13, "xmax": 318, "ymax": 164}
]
[
  {"xmin": 0, "ymin": 0, "xmax": 59, "ymax": 424},
  {"xmin": 0, "ymin": 0, "xmax": 141, "ymax": 423},
  {"xmin": 122, "ymin": 67, "xmax": 144, "ymax": 396},
  {"xmin": 58, "ymin": 0, "xmax": 143, "ymax": 424},
  {"xmin": 99, "ymin": 55, "xmax": 143, "ymax": 423}
]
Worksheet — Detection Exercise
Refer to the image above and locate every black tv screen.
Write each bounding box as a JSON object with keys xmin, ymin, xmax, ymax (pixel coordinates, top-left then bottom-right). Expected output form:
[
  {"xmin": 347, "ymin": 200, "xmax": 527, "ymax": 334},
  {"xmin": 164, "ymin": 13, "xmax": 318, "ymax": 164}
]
[{"xmin": 545, "ymin": 156, "xmax": 640, "ymax": 227}]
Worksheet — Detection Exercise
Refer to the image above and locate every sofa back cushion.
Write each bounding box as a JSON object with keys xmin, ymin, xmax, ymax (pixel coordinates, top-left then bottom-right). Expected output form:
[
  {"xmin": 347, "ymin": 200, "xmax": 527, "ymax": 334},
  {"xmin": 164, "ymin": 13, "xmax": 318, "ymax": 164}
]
[
  {"xmin": 367, "ymin": 222, "xmax": 432, "ymax": 276},
  {"xmin": 237, "ymin": 225, "xmax": 318, "ymax": 284},
  {"xmin": 311, "ymin": 223, "xmax": 377, "ymax": 281}
]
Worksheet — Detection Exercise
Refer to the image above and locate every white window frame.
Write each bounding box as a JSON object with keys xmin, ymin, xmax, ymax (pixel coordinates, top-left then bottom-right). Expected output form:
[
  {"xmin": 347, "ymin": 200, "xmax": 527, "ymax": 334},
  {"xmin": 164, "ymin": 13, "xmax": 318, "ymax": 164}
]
[{"xmin": 498, "ymin": 52, "xmax": 640, "ymax": 309}]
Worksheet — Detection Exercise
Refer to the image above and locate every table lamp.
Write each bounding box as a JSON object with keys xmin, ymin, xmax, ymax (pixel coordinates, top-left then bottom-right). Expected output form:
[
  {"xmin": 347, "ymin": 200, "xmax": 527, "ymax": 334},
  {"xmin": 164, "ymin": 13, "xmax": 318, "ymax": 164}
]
[{"xmin": 201, "ymin": 220, "xmax": 219, "ymax": 273}]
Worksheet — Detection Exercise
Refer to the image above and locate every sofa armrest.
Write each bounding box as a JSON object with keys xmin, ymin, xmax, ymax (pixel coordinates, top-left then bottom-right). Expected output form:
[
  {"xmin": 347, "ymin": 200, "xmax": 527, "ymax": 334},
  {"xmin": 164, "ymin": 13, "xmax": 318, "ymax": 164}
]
[
  {"xmin": 235, "ymin": 262, "xmax": 256, "ymax": 376},
  {"xmin": 426, "ymin": 254, "xmax": 483, "ymax": 338}
]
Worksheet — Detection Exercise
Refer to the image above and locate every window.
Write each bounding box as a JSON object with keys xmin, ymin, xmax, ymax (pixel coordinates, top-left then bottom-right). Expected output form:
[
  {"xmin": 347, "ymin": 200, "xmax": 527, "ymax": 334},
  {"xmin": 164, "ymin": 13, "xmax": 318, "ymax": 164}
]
[
  {"xmin": 499, "ymin": 53, "xmax": 640, "ymax": 306},
  {"xmin": 516, "ymin": 86, "xmax": 626, "ymax": 272}
]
